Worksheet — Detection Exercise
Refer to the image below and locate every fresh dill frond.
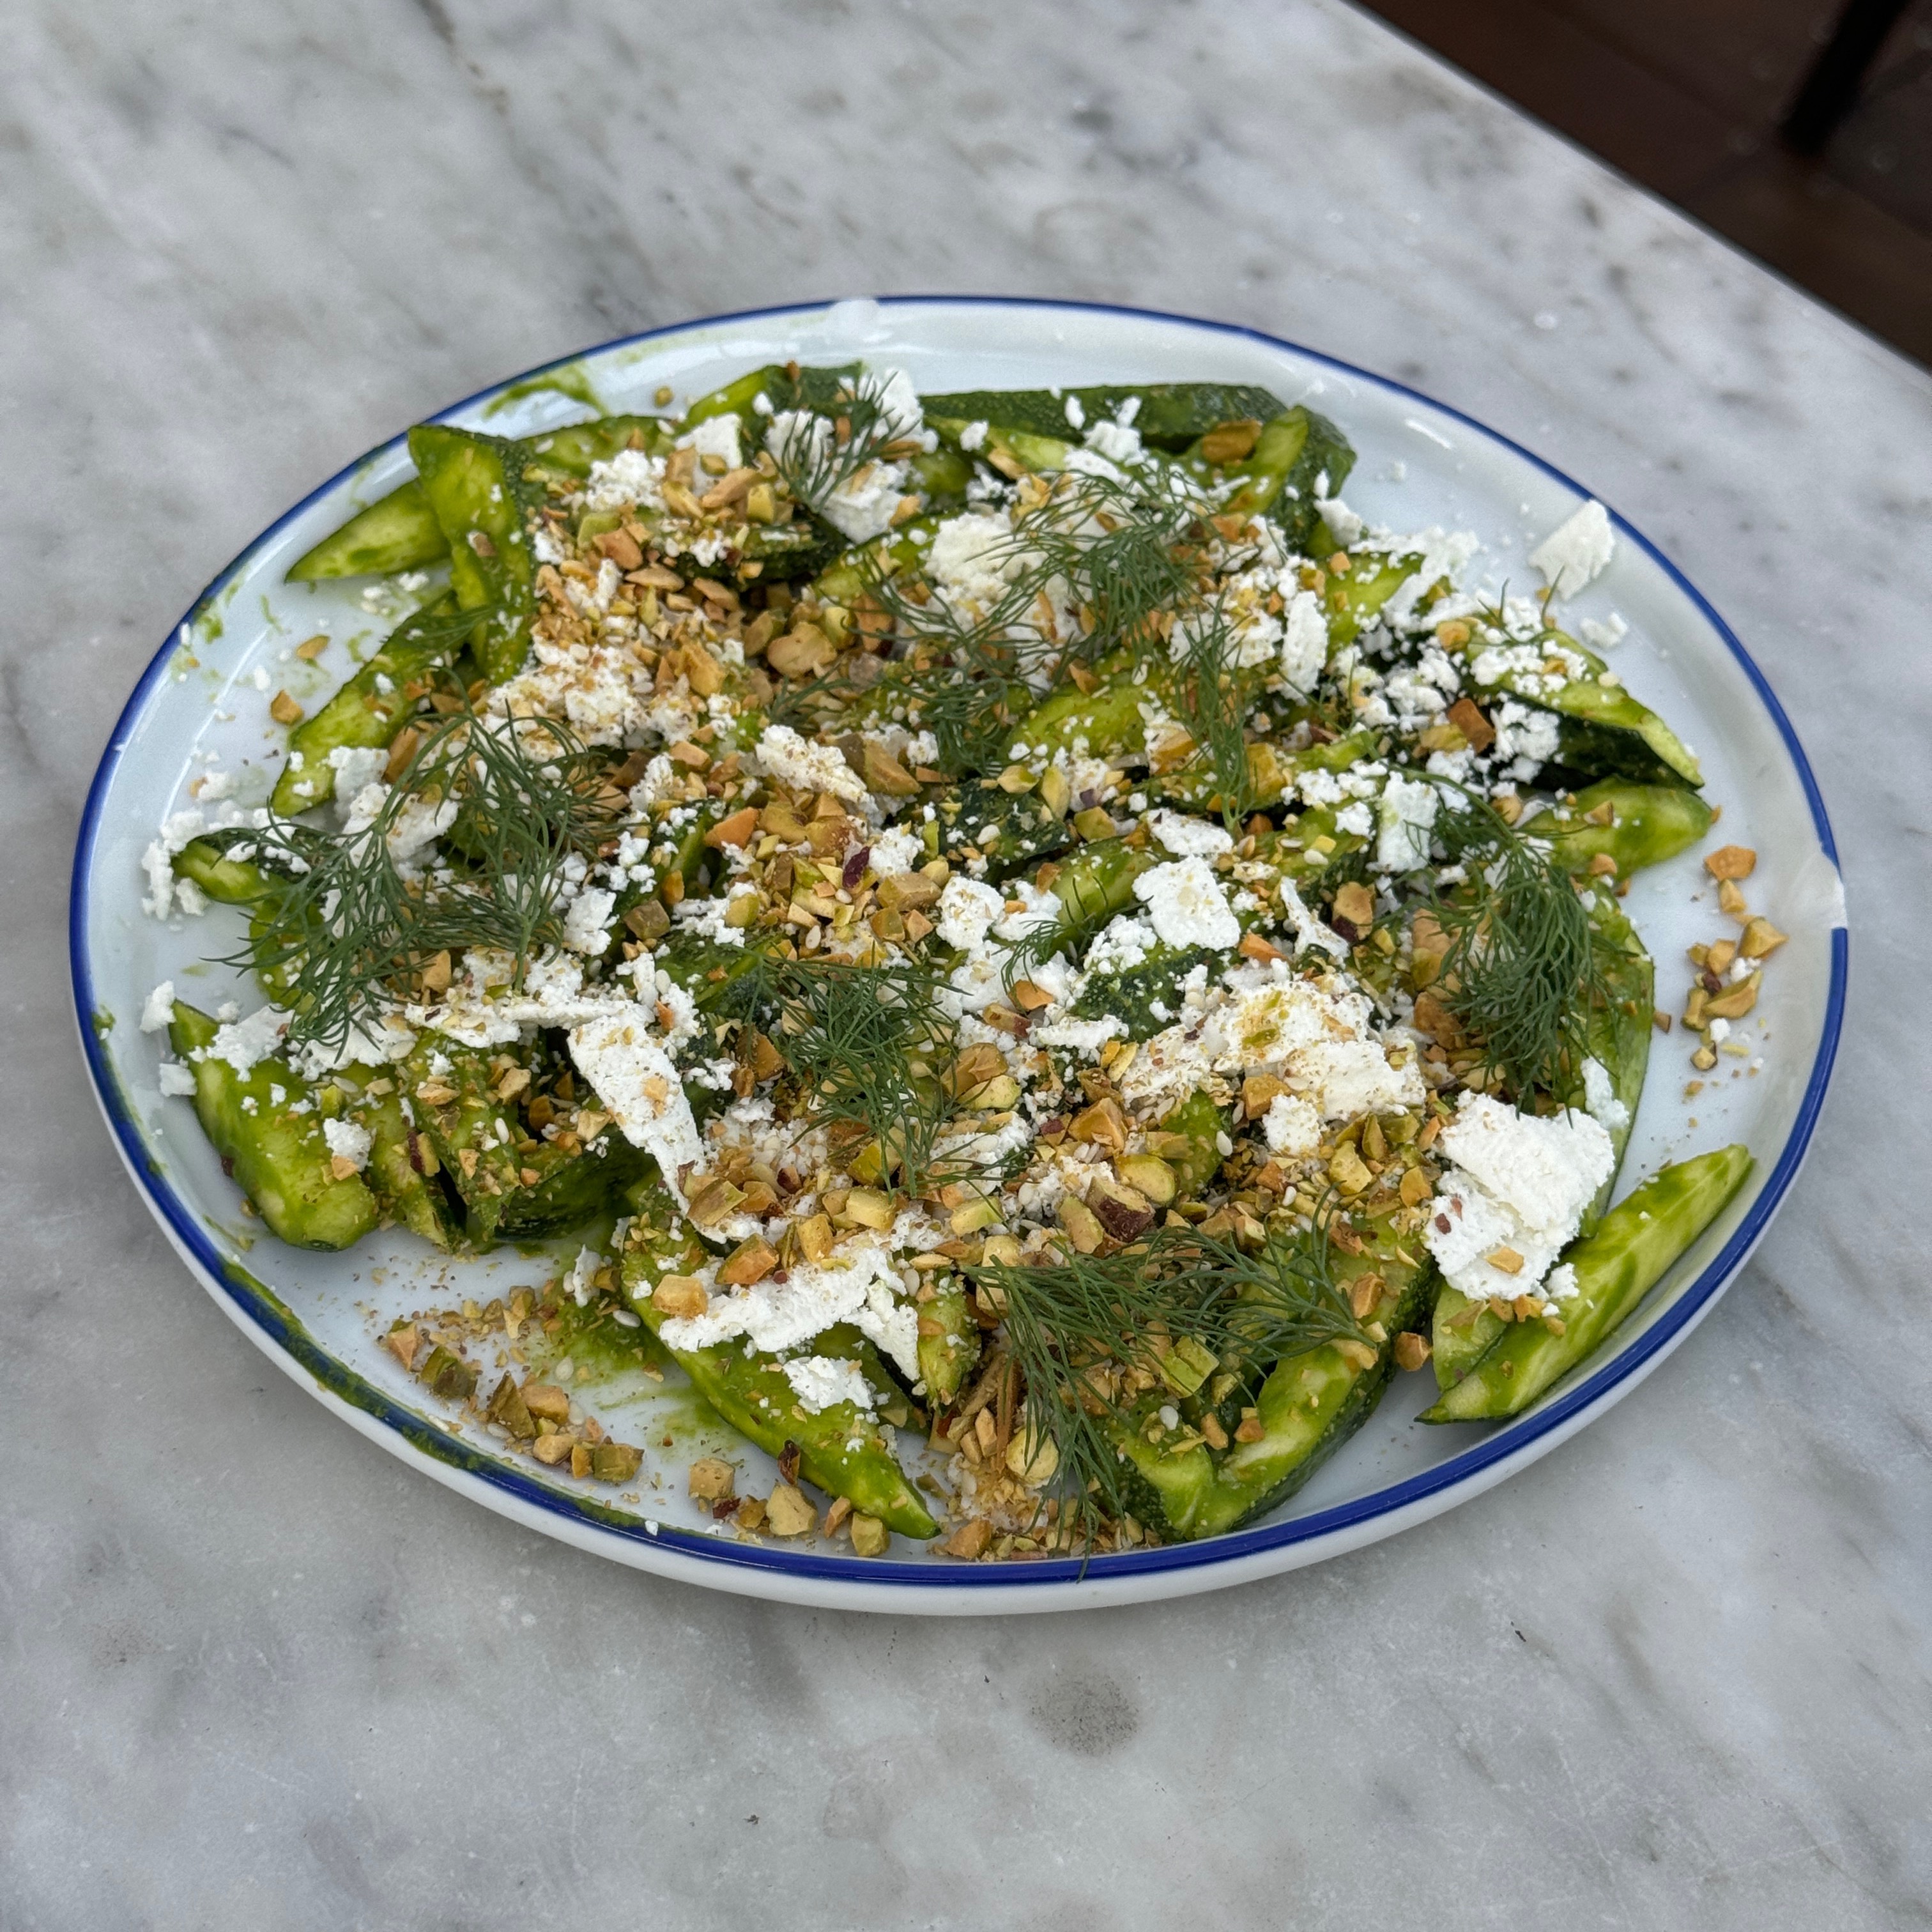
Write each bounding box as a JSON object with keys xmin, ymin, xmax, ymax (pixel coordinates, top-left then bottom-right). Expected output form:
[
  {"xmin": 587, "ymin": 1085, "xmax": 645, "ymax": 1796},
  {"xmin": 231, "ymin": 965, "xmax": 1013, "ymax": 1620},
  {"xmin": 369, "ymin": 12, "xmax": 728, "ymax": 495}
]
[
  {"xmin": 238, "ymin": 702, "xmax": 623, "ymax": 1054},
  {"xmin": 1170, "ymin": 595, "xmax": 1255, "ymax": 828},
  {"xmin": 1004, "ymin": 467, "xmax": 1209, "ymax": 665},
  {"xmin": 1428, "ymin": 790, "xmax": 1610, "ymax": 1100},
  {"xmin": 974, "ymin": 1216, "xmax": 1370, "ymax": 1545},
  {"xmin": 709, "ymin": 952, "xmax": 983, "ymax": 1192},
  {"xmin": 764, "ymin": 369, "xmax": 910, "ymax": 508}
]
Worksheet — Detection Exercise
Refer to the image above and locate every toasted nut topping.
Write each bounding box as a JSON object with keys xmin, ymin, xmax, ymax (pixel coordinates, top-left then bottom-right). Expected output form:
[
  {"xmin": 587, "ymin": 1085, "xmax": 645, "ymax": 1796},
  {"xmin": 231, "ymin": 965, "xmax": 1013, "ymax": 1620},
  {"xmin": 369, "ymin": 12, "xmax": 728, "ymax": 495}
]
[
  {"xmin": 688, "ymin": 1457, "xmax": 736, "ymax": 1501},
  {"xmin": 940, "ymin": 1518, "xmax": 993, "ymax": 1560},
  {"xmin": 1393, "ymin": 1331, "xmax": 1432, "ymax": 1372},
  {"xmin": 652, "ymin": 1275, "xmax": 709, "ymax": 1319},
  {"xmin": 1446, "ymin": 696, "xmax": 1495, "ymax": 752},
  {"xmin": 1331, "ymin": 880, "xmax": 1376, "ymax": 930},
  {"xmin": 1718, "ymin": 878, "xmax": 1748, "ymax": 916},
  {"xmin": 1740, "ymin": 916, "xmax": 1787, "ymax": 960},
  {"xmin": 1057, "ymin": 1196, "xmax": 1106, "ymax": 1255},
  {"xmin": 765, "ymin": 1482, "xmax": 815, "ymax": 1537},
  {"xmin": 1485, "ymin": 1245, "xmax": 1525, "ymax": 1275},
  {"xmin": 268, "ymin": 689, "xmax": 304, "ymax": 725},
  {"xmin": 1705, "ymin": 845, "xmax": 1757, "ymax": 880},
  {"xmin": 718, "ymin": 1237, "xmax": 779, "ymax": 1287}
]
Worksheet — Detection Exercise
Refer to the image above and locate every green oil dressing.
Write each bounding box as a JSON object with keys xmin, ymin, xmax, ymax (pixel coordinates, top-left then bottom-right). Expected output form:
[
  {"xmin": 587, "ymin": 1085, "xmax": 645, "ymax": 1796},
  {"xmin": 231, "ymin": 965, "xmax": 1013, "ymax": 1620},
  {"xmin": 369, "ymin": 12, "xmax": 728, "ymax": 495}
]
[{"xmin": 483, "ymin": 362, "xmax": 604, "ymax": 418}]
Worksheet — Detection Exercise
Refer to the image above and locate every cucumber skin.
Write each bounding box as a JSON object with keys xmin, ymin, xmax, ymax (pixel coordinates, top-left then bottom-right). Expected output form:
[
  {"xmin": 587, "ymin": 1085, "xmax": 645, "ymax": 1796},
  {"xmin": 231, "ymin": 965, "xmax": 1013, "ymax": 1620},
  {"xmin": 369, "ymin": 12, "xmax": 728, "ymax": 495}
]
[
  {"xmin": 270, "ymin": 592, "xmax": 465, "ymax": 814},
  {"xmin": 408, "ymin": 425, "xmax": 541, "ymax": 686},
  {"xmin": 1544, "ymin": 781, "xmax": 1715, "ymax": 879},
  {"xmin": 619, "ymin": 1199, "xmax": 939, "ymax": 1539},
  {"xmin": 167, "ymin": 1002, "xmax": 378, "ymax": 1252},
  {"xmin": 1115, "ymin": 1242, "xmax": 1436, "ymax": 1542},
  {"xmin": 921, "ymin": 383, "xmax": 1287, "ymax": 450},
  {"xmin": 1425, "ymin": 1145, "xmax": 1753, "ymax": 1422},
  {"xmin": 286, "ymin": 480, "xmax": 448, "ymax": 582}
]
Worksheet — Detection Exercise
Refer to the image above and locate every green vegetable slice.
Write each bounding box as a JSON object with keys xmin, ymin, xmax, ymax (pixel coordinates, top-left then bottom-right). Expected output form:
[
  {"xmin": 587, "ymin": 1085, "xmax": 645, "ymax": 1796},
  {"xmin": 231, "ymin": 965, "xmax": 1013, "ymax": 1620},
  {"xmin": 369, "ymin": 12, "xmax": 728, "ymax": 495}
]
[
  {"xmin": 168, "ymin": 1002, "xmax": 378, "ymax": 1252},
  {"xmin": 408, "ymin": 425, "xmax": 540, "ymax": 684},
  {"xmin": 1425, "ymin": 1144, "xmax": 1752, "ymax": 1421}
]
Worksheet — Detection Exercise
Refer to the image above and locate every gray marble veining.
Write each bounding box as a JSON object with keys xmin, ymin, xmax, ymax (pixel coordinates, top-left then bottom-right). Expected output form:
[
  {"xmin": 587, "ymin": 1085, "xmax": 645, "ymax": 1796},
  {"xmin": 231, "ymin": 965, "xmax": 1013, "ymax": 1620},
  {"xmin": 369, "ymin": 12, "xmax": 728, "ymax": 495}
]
[{"xmin": 4, "ymin": 3, "xmax": 1929, "ymax": 1926}]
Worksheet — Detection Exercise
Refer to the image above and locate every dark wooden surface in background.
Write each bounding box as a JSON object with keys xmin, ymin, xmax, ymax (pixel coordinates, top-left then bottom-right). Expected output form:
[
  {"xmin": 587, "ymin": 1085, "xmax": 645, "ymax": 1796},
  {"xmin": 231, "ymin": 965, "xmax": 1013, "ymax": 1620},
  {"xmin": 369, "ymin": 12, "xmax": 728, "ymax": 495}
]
[{"xmin": 1355, "ymin": 0, "xmax": 1932, "ymax": 364}]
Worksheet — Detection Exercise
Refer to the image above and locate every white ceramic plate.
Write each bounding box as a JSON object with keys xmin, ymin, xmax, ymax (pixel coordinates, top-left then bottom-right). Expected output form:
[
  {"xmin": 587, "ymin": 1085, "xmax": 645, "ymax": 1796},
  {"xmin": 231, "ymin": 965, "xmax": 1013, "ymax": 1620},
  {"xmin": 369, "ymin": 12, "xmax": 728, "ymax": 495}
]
[{"xmin": 72, "ymin": 298, "xmax": 1846, "ymax": 1614}]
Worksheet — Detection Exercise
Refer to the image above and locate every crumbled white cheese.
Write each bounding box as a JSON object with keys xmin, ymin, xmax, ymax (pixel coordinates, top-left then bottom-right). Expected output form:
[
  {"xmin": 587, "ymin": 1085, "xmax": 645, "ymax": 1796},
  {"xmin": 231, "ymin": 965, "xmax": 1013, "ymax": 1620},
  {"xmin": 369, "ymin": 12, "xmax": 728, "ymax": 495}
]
[
  {"xmin": 158, "ymin": 1063, "xmax": 199, "ymax": 1097},
  {"xmin": 867, "ymin": 825, "xmax": 924, "ymax": 877},
  {"xmin": 936, "ymin": 876, "xmax": 1005, "ymax": 953},
  {"xmin": 756, "ymin": 723, "xmax": 868, "ymax": 804},
  {"xmin": 328, "ymin": 744, "xmax": 385, "ymax": 806},
  {"xmin": 581, "ymin": 448, "xmax": 666, "ymax": 514},
  {"xmin": 1082, "ymin": 915, "xmax": 1156, "ymax": 975},
  {"xmin": 1133, "ymin": 858, "xmax": 1240, "ymax": 952},
  {"xmin": 1376, "ymin": 774, "xmax": 1439, "ymax": 873},
  {"xmin": 1149, "ymin": 809, "xmax": 1234, "ymax": 858},
  {"xmin": 560, "ymin": 887, "xmax": 617, "ymax": 955},
  {"xmin": 140, "ymin": 981, "xmax": 176, "ymax": 1034},
  {"xmin": 1315, "ymin": 496, "xmax": 1364, "ymax": 546},
  {"xmin": 321, "ymin": 1118, "xmax": 372, "ymax": 1172},
  {"xmin": 1581, "ymin": 1055, "xmax": 1631, "ymax": 1133},
  {"xmin": 1425, "ymin": 1093, "xmax": 1614, "ymax": 1299},
  {"xmin": 1579, "ymin": 612, "xmax": 1627, "ymax": 652},
  {"xmin": 1082, "ymin": 417, "xmax": 1144, "ymax": 467},
  {"xmin": 569, "ymin": 1013, "xmax": 702, "ymax": 1196},
  {"xmin": 661, "ymin": 1236, "xmax": 918, "ymax": 1377},
  {"xmin": 1278, "ymin": 590, "xmax": 1329, "ymax": 694},
  {"xmin": 1262, "ymin": 1091, "xmax": 1321, "ymax": 1157},
  {"xmin": 781, "ymin": 1356, "xmax": 876, "ymax": 1416},
  {"xmin": 1530, "ymin": 500, "xmax": 1614, "ymax": 601},
  {"xmin": 208, "ymin": 1006, "xmax": 290, "ymax": 1077},
  {"xmin": 677, "ymin": 413, "xmax": 742, "ymax": 471}
]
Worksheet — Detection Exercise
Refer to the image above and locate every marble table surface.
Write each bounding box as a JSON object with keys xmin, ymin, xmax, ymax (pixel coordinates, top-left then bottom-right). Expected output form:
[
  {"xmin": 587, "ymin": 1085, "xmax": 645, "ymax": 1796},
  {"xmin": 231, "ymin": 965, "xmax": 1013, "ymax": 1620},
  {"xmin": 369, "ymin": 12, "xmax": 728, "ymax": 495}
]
[{"xmin": 6, "ymin": 2, "xmax": 1929, "ymax": 1924}]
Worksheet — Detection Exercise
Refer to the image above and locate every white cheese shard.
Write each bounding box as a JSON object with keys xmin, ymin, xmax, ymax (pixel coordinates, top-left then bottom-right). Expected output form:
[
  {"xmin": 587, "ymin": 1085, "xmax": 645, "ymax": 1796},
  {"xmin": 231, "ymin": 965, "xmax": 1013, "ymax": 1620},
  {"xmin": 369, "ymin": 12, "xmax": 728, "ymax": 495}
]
[
  {"xmin": 1278, "ymin": 590, "xmax": 1329, "ymax": 694},
  {"xmin": 1581, "ymin": 1055, "xmax": 1632, "ymax": 1133},
  {"xmin": 569, "ymin": 1013, "xmax": 702, "ymax": 1198},
  {"xmin": 208, "ymin": 1006, "xmax": 291, "ymax": 1077},
  {"xmin": 781, "ymin": 1356, "xmax": 877, "ymax": 1416},
  {"xmin": 659, "ymin": 1236, "xmax": 919, "ymax": 1378},
  {"xmin": 755, "ymin": 723, "xmax": 868, "ymax": 804},
  {"xmin": 158, "ymin": 1063, "xmax": 199, "ymax": 1096},
  {"xmin": 1530, "ymin": 500, "xmax": 1614, "ymax": 601},
  {"xmin": 1120, "ymin": 968, "xmax": 1423, "ymax": 1123},
  {"xmin": 1262, "ymin": 1091, "xmax": 1321, "ymax": 1157},
  {"xmin": 321, "ymin": 1118, "xmax": 373, "ymax": 1172},
  {"xmin": 559, "ymin": 887, "xmax": 617, "ymax": 955},
  {"xmin": 1149, "ymin": 809, "xmax": 1234, "ymax": 858},
  {"xmin": 1133, "ymin": 857, "xmax": 1241, "ymax": 952},
  {"xmin": 677, "ymin": 413, "xmax": 742, "ymax": 471},
  {"xmin": 1376, "ymin": 774, "xmax": 1439, "ymax": 873},
  {"xmin": 1424, "ymin": 1092, "xmax": 1614, "ymax": 1300},
  {"xmin": 936, "ymin": 876, "xmax": 1005, "ymax": 953},
  {"xmin": 140, "ymin": 982, "xmax": 176, "ymax": 1034}
]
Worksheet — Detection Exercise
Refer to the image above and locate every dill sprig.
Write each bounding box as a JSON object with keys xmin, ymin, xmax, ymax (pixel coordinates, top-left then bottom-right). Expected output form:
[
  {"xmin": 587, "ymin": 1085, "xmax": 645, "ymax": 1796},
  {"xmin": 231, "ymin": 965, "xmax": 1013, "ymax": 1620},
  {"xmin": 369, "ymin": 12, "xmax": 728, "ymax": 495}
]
[
  {"xmin": 1170, "ymin": 595, "xmax": 1255, "ymax": 828},
  {"xmin": 707, "ymin": 951, "xmax": 984, "ymax": 1192},
  {"xmin": 843, "ymin": 466, "xmax": 1217, "ymax": 776},
  {"xmin": 974, "ymin": 1216, "xmax": 1370, "ymax": 1545},
  {"xmin": 765, "ymin": 369, "xmax": 910, "ymax": 508},
  {"xmin": 236, "ymin": 702, "xmax": 624, "ymax": 1054},
  {"xmin": 1004, "ymin": 467, "xmax": 1211, "ymax": 665},
  {"xmin": 1428, "ymin": 790, "xmax": 1611, "ymax": 1099}
]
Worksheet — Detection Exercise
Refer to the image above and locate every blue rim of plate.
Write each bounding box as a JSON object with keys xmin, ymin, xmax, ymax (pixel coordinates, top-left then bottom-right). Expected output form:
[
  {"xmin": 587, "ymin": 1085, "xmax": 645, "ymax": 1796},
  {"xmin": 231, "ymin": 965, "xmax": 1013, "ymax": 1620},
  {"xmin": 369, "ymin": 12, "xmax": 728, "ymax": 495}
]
[{"xmin": 70, "ymin": 296, "xmax": 1847, "ymax": 1593}]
